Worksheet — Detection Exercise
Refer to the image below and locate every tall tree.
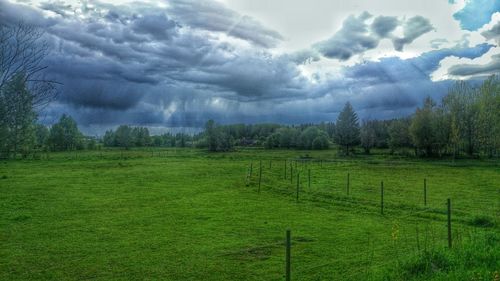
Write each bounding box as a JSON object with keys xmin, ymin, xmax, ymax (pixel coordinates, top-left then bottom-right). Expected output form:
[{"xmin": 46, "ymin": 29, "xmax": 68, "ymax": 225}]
[
  {"xmin": 1, "ymin": 73, "xmax": 36, "ymax": 158},
  {"xmin": 442, "ymin": 81, "xmax": 480, "ymax": 156},
  {"xmin": 0, "ymin": 23, "xmax": 58, "ymax": 116},
  {"xmin": 388, "ymin": 118, "xmax": 411, "ymax": 154},
  {"xmin": 334, "ymin": 102, "xmax": 360, "ymax": 154},
  {"xmin": 205, "ymin": 120, "xmax": 218, "ymax": 152},
  {"xmin": 360, "ymin": 120, "xmax": 376, "ymax": 154},
  {"xmin": 410, "ymin": 97, "xmax": 437, "ymax": 156},
  {"xmin": 114, "ymin": 125, "xmax": 133, "ymax": 150},
  {"xmin": 48, "ymin": 114, "xmax": 83, "ymax": 151}
]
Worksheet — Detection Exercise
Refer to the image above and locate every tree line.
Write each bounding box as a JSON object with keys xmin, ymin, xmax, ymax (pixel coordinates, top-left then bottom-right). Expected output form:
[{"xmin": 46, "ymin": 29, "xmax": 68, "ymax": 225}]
[{"xmin": 202, "ymin": 76, "xmax": 499, "ymax": 158}]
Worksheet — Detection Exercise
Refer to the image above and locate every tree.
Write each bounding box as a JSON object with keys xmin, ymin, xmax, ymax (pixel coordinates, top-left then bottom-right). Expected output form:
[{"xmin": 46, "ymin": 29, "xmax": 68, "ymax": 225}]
[
  {"xmin": 388, "ymin": 118, "xmax": 411, "ymax": 154},
  {"xmin": 204, "ymin": 120, "xmax": 233, "ymax": 152},
  {"xmin": 410, "ymin": 97, "xmax": 437, "ymax": 156},
  {"xmin": 35, "ymin": 124, "xmax": 49, "ymax": 150},
  {"xmin": 334, "ymin": 102, "xmax": 360, "ymax": 154},
  {"xmin": 312, "ymin": 135, "xmax": 329, "ymax": 150},
  {"xmin": 103, "ymin": 130, "xmax": 116, "ymax": 147},
  {"xmin": 0, "ymin": 73, "xmax": 36, "ymax": 158},
  {"xmin": 48, "ymin": 114, "xmax": 83, "ymax": 151},
  {"xmin": 360, "ymin": 120, "xmax": 376, "ymax": 154},
  {"xmin": 476, "ymin": 76, "xmax": 500, "ymax": 157},
  {"xmin": 0, "ymin": 23, "xmax": 58, "ymax": 118},
  {"xmin": 205, "ymin": 120, "xmax": 218, "ymax": 152},
  {"xmin": 114, "ymin": 125, "xmax": 133, "ymax": 149},
  {"xmin": 442, "ymin": 81, "xmax": 480, "ymax": 156}
]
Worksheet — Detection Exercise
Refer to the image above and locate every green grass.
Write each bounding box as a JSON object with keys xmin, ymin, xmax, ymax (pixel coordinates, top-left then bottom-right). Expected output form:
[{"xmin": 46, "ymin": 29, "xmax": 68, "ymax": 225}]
[{"xmin": 0, "ymin": 148, "xmax": 499, "ymax": 280}]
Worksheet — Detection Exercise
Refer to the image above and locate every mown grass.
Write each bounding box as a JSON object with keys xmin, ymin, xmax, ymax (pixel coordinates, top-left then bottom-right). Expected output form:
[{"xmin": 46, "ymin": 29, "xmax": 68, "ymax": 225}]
[{"xmin": 0, "ymin": 148, "xmax": 498, "ymax": 280}]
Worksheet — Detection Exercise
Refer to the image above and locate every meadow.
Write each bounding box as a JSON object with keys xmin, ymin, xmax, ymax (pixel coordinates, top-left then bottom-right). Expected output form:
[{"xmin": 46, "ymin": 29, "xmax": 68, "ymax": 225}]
[{"xmin": 1, "ymin": 148, "xmax": 499, "ymax": 280}]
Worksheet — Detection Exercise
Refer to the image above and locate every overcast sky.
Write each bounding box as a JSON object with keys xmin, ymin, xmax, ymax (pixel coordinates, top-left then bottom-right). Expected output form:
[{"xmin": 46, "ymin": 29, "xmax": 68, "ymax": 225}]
[{"xmin": 1, "ymin": 0, "xmax": 499, "ymax": 135}]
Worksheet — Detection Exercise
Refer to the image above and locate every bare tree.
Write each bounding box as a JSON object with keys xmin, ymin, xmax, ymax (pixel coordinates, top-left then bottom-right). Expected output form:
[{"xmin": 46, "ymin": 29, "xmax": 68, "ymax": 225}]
[
  {"xmin": 0, "ymin": 22, "xmax": 59, "ymax": 157},
  {"xmin": 0, "ymin": 22, "xmax": 58, "ymax": 112}
]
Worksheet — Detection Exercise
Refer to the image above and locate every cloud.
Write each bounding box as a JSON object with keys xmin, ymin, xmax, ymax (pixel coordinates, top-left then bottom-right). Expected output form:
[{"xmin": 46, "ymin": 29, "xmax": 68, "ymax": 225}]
[
  {"xmin": 0, "ymin": 0, "xmax": 496, "ymax": 134},
  {"xmin": 314, "ymin": 12, "xmax": 433, "ymax": 60},
  {"xmin": 453, "ymin": 0, "xmax": 500, "ymax": 31},
  {"xmin": 166, "ymin": 0, "xmax": 284, "ymax": 48},
  {"xmin": 313, "ymin": 12, "xmax": 379, "ymax": 60},
  {"xmin": 481, "ymin": 20, "xmax": 500, "ymax": 44},
  {"xmin": 131, "ymin": 13, "xmax": 178, "ymax": 41},
  {"xmin": 371, "ymin": 16, "xmax": 399, "ymax": 37},
  {"xmin": 447, "ymin": 53, "xmax": 500, "ymax": 77},
  {"xmin": 392, "ymin": 16, "xmax": 434, "ymax": 51}
]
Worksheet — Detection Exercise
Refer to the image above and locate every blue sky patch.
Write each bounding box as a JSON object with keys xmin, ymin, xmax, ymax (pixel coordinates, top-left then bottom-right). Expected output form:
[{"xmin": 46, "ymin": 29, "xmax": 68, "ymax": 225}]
[{"xmin": 453, "ymin": 0, "xmax": 500, "ymax": 31}]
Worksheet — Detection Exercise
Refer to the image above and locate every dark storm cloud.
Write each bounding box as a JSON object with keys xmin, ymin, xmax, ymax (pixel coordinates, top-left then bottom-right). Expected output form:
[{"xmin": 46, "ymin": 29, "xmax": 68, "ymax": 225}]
[
  {"xmin": 0, "ymin": 0, "xmax": 494, "ymax": 133},
  {"xmin": 448, "ymin": 54, "xmax": 500, "ymax": 77},
  {"xmin": 340, "ymin": 43, "xmax": 493, "ymax": 112},
  {"xmin": 166, "ymin": 0, "xmax": 284, "ymax": 48},
  {"xmin": 392, "ymin": 16, "xmax": 434, "ymax": 51},
  {"xmin": 131, "ymin": 13, "xmax": 178, "ymax": 41},
  {"xmin": 314, "ymin": 12, "xmax": 378, "ymax": 60},
  {"xmin": 314, "ymin": 13, "xmax": 433, "ymax": 60},
  {"xmin": 371, "ymin": 16, "xmax": 399, "ymax": 37}
]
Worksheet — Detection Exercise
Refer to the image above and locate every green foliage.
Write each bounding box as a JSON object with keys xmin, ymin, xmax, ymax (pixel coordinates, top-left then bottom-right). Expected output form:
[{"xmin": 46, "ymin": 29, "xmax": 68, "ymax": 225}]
[
  {"xmin": 103, "ymin": 125, "xmax": 155, "ymax": 149},
  {"xmin": 334, "ymin": 102, "xmax": 360, "ymax": 153},
  {"xmin": 410, "ymin": 97, "xmax": 439, "ymax": 156},
  {"xmin": 48, "ymin": 114, "xmax": 83, "ymax": 151},
  {"xmin": 0, "ymin": 73, "xmax": 36, "ymax": 158},
  {"xmin": 380, "ymin": 232, "xmax": 500, "ymax": 281},
  {"xmin": 204, "ymin": 119, "xmax": 233, "ymax": 152},
  {"xmin": 388, "ymin": 118, "xmax": 412, "ymax": 153},
  {"xmin": 360, "ymin": 120, "xmax": 377, "ymax": 154},
  {"xmin": 35, "ymin": 124, "xmax": 49, "ymax": 150}
]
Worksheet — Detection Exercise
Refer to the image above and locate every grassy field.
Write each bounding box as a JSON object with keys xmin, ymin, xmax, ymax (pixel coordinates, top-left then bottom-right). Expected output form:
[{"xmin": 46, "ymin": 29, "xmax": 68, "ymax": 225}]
[{"xmin": 1, "ymin": 148, "xmax": 499, "ymax": 280}]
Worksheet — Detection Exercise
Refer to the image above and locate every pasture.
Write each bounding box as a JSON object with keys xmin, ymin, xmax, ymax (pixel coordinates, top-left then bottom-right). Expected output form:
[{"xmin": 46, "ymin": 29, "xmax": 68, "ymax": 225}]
[{"xmin": 1, "ymin": 148, "xmax": 499, "ymax": 280}]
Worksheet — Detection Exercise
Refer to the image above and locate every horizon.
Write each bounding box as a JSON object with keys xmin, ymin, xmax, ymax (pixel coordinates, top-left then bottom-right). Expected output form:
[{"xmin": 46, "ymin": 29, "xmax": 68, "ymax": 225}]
[{"xmin": 0, "ymin": 0, "xmax": 499, "ymax": 135}]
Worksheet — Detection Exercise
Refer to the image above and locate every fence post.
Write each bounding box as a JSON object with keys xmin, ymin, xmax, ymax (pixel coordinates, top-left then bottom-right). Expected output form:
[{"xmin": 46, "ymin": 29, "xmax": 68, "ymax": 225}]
[
  {"xmin": 447, "ymin": 198, "xmax": 452, "ymax": 248},
  {"xmin": 424, "ymin": 178, "xmax": 427, "ymax": 206},
  {"xmin": 347, "ymin": 173, "xmax": 350, "ymax": 195},
  {"xmin": 285, "ymin": 230, "xmax": 291, "ymax": 281},
  {"xmin": 258, "ymin": 163, "xmax": 262, "ymax": 193},
  {"xmin": 308, "ymin": 169, "xmax": 311, "ymax": 189},
  {"xmin": 250, "ymin": 162, "xmax": 253, "ymax": 179},
  {"xmin": 284, "ymin": 160, "xmax": 287, "ymax": 179},
  {"xmin": 381, "ymin": 181, "xmax": 384, "ymax": 215},
  {"xmin": 290, "ymin": 164, "xmax": 293, "ymax": 184},
  {"xmin": 270, "ymin": 160, "xmax": 272, "ymax": 169},
  {"xmin": 296, "ymin": 173, "xmax": 300, "ymax": 202}
]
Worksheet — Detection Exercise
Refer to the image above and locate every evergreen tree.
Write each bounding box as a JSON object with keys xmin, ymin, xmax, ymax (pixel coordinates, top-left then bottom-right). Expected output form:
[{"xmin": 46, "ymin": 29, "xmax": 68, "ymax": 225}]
[{"xmin": 334, "ymin": 102, "xmax": 360, "ymax": 154}]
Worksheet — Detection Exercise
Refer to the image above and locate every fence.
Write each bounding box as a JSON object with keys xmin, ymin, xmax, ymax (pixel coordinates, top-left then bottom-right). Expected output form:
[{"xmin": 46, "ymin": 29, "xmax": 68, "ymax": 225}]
[{"xmin": 244, "ymin": 158, "xmax": 499, "ymax": 280}]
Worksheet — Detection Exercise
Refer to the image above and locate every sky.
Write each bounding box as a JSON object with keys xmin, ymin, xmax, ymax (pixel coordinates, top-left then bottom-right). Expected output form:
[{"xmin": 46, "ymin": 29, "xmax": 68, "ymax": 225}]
[{"xmin": 0, "ymin": 0, "xmax": 499, "ymax": 135}]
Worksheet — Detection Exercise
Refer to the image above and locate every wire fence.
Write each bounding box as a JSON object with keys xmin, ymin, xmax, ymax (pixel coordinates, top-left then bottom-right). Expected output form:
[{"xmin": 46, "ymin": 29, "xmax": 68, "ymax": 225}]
[{"xmin": 242, "ymin": 158, "xmax": 499, "ymax": 279}]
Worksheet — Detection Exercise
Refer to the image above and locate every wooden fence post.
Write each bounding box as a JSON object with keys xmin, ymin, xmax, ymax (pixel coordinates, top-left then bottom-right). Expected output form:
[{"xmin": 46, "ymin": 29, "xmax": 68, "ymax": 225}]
[
  {"xmin": 285, "ymin": 230, "xmax": 291, "ymax": 281},
  {"xmin": 308, "ymin": 169, "xmax": 311, "ymax": 189},
  {"xmin": 447, "ymin": 198, "xmax": 452, "ymax": 248},
  {"xmin": 347, "ymin": 173, "xmax": 350, "ymax": 195},
  {"xmin": 296, "ymin": 173, "xmax": 300, "ymax": 202},
  {"xmin": 424, "ymin": 178, "xmax": 427, "ymax": 206},
  {"xmin": 381, "ymin": 181, "xmax": 384, "ymax": 215},
  {"xmin": 258, "ymin": 164, "xmax": 262, "ymax": 193},
  {"xmin": 284, "ymin": 160, "xmax": 287, "ymax": 179}
]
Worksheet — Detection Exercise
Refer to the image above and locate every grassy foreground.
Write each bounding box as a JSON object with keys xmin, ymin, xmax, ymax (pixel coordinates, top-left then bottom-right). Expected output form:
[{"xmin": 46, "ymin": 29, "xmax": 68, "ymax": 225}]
[{"xmin": 0, "ymin": 148, "xmax": 499, "ymax": 280}]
